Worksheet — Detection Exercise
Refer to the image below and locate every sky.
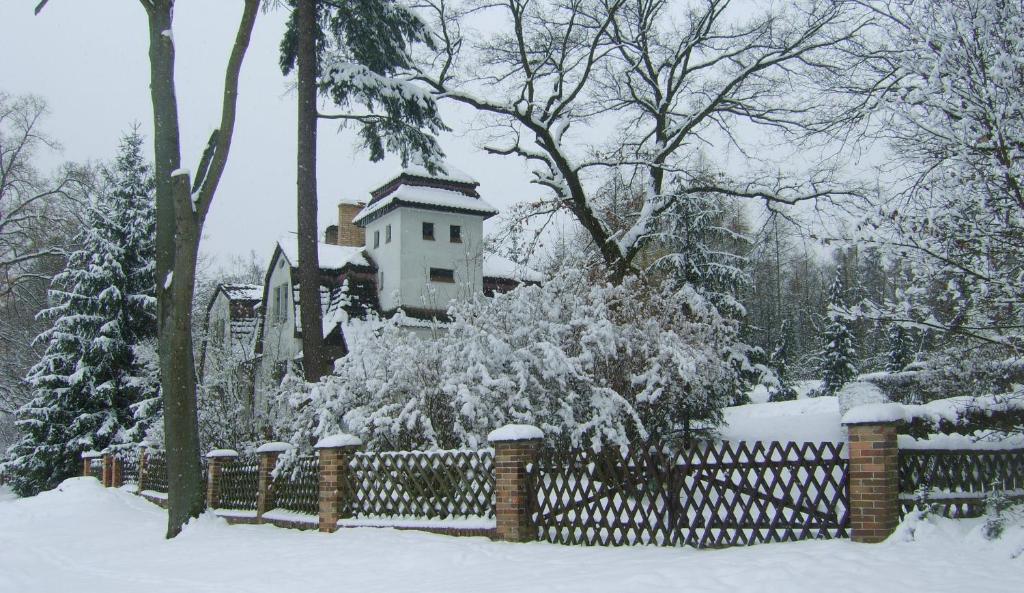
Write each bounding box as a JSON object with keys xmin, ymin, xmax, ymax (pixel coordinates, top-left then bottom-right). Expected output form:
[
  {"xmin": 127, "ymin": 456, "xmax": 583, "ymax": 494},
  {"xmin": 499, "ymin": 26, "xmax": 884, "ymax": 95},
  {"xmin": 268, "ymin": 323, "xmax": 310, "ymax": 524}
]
[{"xmin": 0, "ymin": 0, "xmax": 539, "ymax": 269}]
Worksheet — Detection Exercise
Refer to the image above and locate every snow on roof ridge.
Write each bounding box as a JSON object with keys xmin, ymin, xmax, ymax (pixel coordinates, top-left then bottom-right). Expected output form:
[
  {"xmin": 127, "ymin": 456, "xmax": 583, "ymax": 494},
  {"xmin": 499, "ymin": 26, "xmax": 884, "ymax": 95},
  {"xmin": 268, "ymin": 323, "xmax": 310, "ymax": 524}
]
[
  {"xmin": 353, "ymin": 185, "xmax": 498, "ymax": 225},
  {"xmin": 374, "ymin": 161, "xmax": 478, "ymax": 190},
  {"xmin": 276, "ymin": 236, "xmax": 370, "ymax": 270}
]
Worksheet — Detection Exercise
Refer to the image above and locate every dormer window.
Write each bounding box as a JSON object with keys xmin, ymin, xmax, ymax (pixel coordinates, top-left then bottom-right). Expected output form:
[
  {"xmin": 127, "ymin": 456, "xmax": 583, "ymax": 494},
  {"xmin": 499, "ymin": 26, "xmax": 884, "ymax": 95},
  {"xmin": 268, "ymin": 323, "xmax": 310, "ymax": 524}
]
[
  {"xmin": 430, "ymin": 268, "xmax": 455, "ymax": 283},
  {"xmin": 422, "ymin": 222, "xmax": 435, "ymax": 241},
  {"xmin": 450, "ymin": 225, "xmax": 462, "ymax": 243}
]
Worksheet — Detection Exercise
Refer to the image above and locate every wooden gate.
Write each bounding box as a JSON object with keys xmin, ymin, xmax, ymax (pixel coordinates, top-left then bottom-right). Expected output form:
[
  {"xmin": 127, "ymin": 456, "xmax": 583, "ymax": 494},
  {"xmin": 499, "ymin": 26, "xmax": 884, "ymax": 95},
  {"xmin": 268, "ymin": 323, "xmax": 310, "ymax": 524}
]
[{"xmin": 527, "ymin": 441, "xmax": 849, "ymax": 548}]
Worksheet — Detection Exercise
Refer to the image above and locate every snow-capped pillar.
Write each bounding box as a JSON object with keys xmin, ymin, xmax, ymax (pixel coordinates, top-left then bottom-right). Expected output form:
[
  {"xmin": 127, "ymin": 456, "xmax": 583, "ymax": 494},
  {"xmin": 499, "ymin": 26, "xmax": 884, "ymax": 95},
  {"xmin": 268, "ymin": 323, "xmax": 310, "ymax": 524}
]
[
  {"xmin": 843, "ymin": 404, "xmax": 903, "ymax": 544},
  {"xmin": 101, "ymin": 452, "xmax": 114, "ymax": 487},
  {"xmin": 488, "ymin": 424, "xmax": 544, "ymax": 543},
  {"xmin": 110, "ymin": 454, "xmax": 124, "ymax": 488},
  {"xmin": 206, "ymin": 449, "xmax": 239, "ymax": 510},
  {"xmin": 315, "ymin": 434, "xmax": 362, "ymax": 533},
  {"xmin": 81, "ymin": 450, "xmax": 101, "ymax": 479},
  {"xmin": 256, "ymin": 442, "xmax": 292, "ymax": 520}
]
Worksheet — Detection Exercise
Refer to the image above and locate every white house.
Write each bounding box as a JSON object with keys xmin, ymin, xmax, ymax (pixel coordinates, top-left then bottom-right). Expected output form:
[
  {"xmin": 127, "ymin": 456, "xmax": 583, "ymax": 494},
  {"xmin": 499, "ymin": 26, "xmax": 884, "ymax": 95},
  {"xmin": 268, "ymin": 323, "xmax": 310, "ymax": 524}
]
[{"xmin": 248, "ymin": 164, "xmax": 539, "ymax": 412}]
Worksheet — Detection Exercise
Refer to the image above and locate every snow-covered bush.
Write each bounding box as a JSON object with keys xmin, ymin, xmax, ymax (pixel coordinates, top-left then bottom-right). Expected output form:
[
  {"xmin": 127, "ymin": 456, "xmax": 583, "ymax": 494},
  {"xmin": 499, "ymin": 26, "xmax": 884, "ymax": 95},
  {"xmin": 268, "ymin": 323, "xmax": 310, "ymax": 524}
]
[{"xmin": 271, "ymin": 271, "xmax": 743, "ymax": 452}]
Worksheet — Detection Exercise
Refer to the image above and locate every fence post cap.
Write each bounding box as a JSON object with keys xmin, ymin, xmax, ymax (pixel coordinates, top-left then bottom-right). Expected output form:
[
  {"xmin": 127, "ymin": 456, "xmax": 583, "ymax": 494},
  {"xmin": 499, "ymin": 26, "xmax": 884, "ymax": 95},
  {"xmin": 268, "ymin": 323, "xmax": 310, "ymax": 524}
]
[
  {"xmin": 255, "ymin": 441, "xmax": 294, "ymax": 454},
  {"xmin": 314, "ymin": 434, "xmax": 362, "ymax": 449},
  {"xmin": 841, "ymin": 402, "xmax": 905, "ymax": 426},
  {"xmin": 488, "ymin": 424, "xmax": 544, "ymax": 443},
  {"xmin": 206, "ymin": 448, "xmax": 240, "ymax": 459},
  {"xmin": 81, "ymin": 450, "xmax": 103, "ymax": 459}
]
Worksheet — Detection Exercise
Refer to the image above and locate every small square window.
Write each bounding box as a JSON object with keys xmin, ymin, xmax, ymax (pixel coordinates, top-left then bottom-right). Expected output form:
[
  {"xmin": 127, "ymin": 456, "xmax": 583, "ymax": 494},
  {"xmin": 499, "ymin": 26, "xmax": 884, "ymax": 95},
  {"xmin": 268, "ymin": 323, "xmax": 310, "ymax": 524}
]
[
  {"xmin": 450, "ymin": 225, "xmax": 462, "ymax": 243},
  {"xmin": 374, "ymin": 230, "xmax": 380, "ymax": 248},
  {"xmin": 429, "ymin": 267, "xmax": 455, "ymax": 283},
  {"xmin": 422, "ymin": 222, "xmax": 435, "ymax": 241},
  {"xmin": 386, "ymin": 224, "xmax": 392, "ymax": 243}
]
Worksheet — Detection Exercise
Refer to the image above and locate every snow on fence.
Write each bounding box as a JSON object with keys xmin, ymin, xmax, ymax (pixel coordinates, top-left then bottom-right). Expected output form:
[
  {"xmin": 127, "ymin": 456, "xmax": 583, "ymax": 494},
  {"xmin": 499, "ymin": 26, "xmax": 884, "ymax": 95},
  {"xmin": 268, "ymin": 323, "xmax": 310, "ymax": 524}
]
[
  {"xmin": 347, "ymin": 449, "xmax": 495, "ymax": 520},
  {"xmin": 898, "ymin": 447, "xmax": 1024, "ymax": 518},
  {"xmin": 118, "ymin": 452, "xmax": 139, "ymax": 486},
  {"xmin": 270, "ymin": 456, "xmax": 318, "ymax": 516},
  {"xmin": 527, "ymin": 441, "xmax": 849, "ymax": 548},
  {"xmin": 88, "ymin": 458, "xmax": 104, "ymax": 481},
  {"xmin": 218, "ymin": 457, "xmax": 259, "ymax": 511},
  {"xmin": 142, "ymin": 454, "xmax": 168, "ymax": 494}
]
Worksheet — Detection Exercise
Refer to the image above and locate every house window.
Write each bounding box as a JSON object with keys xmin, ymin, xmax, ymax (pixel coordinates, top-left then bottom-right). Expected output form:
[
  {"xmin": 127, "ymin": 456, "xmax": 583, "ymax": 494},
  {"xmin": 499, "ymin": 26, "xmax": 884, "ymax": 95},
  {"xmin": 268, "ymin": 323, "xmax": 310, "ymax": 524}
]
[
  {"xmin": 429, "ymin": 267, "xmax": 455, "ymax": 283},
  {"xmin": 422, "ymin": 222, "xmax": 434, "ymax": 241},
  {"xmin": 450, "ymin": 225, "xmax": 462, "ymax": 243},
  {"xmin": 273, "ymin": 283, "xmax": 288, "ymax": 323},
  {"xmin": 386, "ymin": 224, "xmax": 392, "ymax": 243},
  {"xmin": 374, "ymin": 230, "xmax": 380, "ymax": 248}
]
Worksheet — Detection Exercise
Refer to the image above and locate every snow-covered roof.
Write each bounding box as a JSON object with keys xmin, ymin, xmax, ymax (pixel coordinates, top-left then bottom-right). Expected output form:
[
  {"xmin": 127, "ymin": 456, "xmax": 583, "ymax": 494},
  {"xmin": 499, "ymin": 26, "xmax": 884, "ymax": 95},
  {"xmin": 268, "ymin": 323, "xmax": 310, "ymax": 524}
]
[
  {"xmin": 483, "ymin": 254, "xmax": 544, "ymax": 283},
  {"xmin": 277, "ymin": 237, "xmax": 371, "ymax": 270},
  {"xmin": 353, "ymin": 184, "xmax": 498, "ymax": 225},
  {"xmin": 375, "ymin": 162, "xmax": 478, "ymax": 188},
  {"xmin": 221, "ymin": 283, "xmax": 262, "ymax": 301}
]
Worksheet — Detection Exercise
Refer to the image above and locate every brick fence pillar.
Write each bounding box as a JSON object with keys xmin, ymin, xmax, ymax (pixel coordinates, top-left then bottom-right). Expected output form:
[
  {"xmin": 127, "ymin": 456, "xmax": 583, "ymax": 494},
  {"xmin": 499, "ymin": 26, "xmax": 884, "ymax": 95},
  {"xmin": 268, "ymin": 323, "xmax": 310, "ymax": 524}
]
[
  {"xmin": 101, "ymin": 452, "xmax": 114, "ymax": 487},
  {"xmin": 844, "ymin": 411, "xmax": 901, "ymax": 543},
  {"xmin": 256, "ymin": 442, "xmax": 292, "ymax": 520},
  {"xmin": 315, "ymin": 434, "xmax": 362, "ymax": 533},
  {"xmin": 110, "ymin": 454, "xmax": 124, "ymax": 488},
  {"xmin": 81, "ymin": 450, "xmax": 101, "ymax": 479},
  {"xmin": 488, "ymin": 424, "xmax": 544, "ymax": 543},
  {"xmin": 206, "ymin": 449, "xmax": 239, "ymax": 509}
]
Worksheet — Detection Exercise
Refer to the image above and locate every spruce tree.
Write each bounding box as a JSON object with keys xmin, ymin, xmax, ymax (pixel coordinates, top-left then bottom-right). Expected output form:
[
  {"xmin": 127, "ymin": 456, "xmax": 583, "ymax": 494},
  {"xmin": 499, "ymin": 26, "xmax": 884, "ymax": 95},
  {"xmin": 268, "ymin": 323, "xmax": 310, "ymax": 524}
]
[
  {"xmin": 820, "ymin": 273, "xmax": 857, "ymax": 396},
  {"xmin": 4, "ymin": 130, "xmax": 158, "ymax": 496},
  {"xmin": 886, "ymin": 324, "xmax": 913, "ymax": 373},
  {"xmin": 768, "ymin": 319, "xmax": 798, "ymax": 402}
]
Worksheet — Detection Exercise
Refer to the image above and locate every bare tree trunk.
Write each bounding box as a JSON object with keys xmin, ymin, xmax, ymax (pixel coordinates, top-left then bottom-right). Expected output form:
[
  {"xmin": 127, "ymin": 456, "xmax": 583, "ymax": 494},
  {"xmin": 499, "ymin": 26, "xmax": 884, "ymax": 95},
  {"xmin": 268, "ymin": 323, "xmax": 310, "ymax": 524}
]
[
  {"xmin": 295, "ymin": 0, "xmax": 329, "ymax": 382},
  {"xmin": 140, "ymin": 0, "xmax": 259, "ymax": 538}
]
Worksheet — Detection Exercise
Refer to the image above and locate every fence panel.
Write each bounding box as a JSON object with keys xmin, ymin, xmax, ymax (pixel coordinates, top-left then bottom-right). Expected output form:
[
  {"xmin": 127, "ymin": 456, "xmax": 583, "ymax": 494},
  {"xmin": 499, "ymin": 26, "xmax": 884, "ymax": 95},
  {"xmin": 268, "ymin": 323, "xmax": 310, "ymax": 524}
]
[
  {"xmin": 899, "ymin": 448, "xmax": 1024, "ymax": 518},
  {"xmin": 271, "ymin": 456, "xmax": 319, "ymax": 515},
  {"xmin": 349, "ymin": 450, "xmax": 494, "ymax": 519},
  {"xmin": 143, "ymin": 455, "xmax": 168, "ymax": 493},
  {"xmin": 218, "ymin": 457, "xmax": 259, "ymax": 511},
  {"xmin": 118, "ymin": 452, "xmax": 139, "ymax": 486},
  {"xmin": 88, "ymin": 458, "xmax": 103, "ymax": 481},
  {"xmin": 528, "ymin": 441, "xmax": 849, "ymax": 548}
]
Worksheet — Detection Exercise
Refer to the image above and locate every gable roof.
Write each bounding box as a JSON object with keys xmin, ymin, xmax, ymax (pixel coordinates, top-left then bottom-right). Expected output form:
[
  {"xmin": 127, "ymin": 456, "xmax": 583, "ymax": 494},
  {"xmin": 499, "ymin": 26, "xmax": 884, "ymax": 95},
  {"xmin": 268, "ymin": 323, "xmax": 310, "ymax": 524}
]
[
  {"xmin": 275, "ymin": 236, "xmax": 374, "ymax": 271},
  {"xmin": 483, "ymin": 254, "xmax": 544, "ymax": 283},
  {"xmin": 220, "ymin": 283, "xmax": 262, "ymax": 302}
]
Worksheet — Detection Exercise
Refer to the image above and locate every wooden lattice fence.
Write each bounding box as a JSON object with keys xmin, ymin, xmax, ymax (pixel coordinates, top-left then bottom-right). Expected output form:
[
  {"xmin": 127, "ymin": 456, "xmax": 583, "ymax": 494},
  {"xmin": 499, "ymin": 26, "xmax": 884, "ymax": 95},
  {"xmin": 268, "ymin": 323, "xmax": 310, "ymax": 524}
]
[
  {"xmin": 348, "ymin": 450, "xmax": 494, "ymax": 519},
  {"xmin": 271, "ymin": 456, "xmax": 319, "ymax": 515},
  {"xmin": 143, "ymin": 455, "xmax": 168, "ymax": 493},
  {"xmin": 218, "ymin": 457, "xmax": 258, "ymax": 511},
  {"xmin": 898, "ymin": 448, "xmax": 1024, "ymax": 518},
  {"xmin": 88, "ymin": 458, "xmax": 103, "ymax": 481},
  {"xmin": 118, "ymin": 452, "xmax": 139, "ymax": 486},
  {"xmin": 528, "ymin": 441, "xmax": 849, "ymax": 548}
]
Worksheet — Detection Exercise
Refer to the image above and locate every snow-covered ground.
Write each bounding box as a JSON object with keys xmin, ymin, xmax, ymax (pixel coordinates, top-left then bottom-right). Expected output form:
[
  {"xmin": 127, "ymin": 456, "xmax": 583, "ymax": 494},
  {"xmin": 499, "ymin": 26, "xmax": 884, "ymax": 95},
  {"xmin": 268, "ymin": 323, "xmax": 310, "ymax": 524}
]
[{"xmin": 0, "ymin": 478, "xmax": 1019, "ymax": 593}]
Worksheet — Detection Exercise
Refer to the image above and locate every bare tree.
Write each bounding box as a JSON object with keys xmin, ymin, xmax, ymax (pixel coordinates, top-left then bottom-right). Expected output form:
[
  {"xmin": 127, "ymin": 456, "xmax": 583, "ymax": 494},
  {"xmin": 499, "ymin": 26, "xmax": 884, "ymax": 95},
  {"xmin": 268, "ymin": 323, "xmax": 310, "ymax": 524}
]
[
  {"xmin": 36, "ymin": 0, "xmax": 262, "ymax": 536},
  {"xmin": 418, "ymin": 0, "xmax": 868, "ymax": 281}
]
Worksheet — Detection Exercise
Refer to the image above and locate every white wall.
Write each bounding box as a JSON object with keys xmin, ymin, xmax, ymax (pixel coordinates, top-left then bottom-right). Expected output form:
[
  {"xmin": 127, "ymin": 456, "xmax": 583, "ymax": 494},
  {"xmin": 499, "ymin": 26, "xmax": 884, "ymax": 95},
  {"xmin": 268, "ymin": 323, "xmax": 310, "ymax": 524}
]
[
  {"xmin": 254, "ymin": 253, "xmax": 302, "ymax": 413},
  {"xmin": 364, "ymin": 207, "xmax": 485, "ymax": 313}
]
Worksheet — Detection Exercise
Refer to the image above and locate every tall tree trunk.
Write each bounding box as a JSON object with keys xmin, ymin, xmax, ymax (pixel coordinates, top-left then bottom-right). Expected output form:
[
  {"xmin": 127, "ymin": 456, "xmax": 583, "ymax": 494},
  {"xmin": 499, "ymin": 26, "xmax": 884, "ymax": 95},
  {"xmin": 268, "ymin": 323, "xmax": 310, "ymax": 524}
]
[
  {"xmin": 140, "ymin": 0, "xmax": 258, "ymax": 538},
  {"xmin": 295, "ymin": 0, "xmax": 328, "ymax": 382}
]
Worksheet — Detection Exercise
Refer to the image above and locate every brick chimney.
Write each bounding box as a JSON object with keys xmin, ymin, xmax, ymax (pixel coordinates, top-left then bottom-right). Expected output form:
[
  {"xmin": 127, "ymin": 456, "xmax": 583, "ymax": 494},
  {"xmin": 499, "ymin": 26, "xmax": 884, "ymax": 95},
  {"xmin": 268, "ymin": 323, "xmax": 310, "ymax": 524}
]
[
  {"xmin": 337, "ymin": 200, "xmax": 366, "ymax": 247},
  {"xmin": 324, "ymin": 225, "xmax": 339, "ymax": 245}
]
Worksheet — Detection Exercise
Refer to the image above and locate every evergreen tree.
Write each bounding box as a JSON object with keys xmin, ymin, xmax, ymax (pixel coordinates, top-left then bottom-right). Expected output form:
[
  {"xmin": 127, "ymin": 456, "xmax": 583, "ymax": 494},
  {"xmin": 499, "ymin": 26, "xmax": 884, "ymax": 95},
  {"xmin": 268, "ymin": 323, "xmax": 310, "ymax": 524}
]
[
  {"xmin": 819, "ymin": 272, "xmax": 857, "ymax": 396},
  {"xmin": 3, "ymin": 130, "xmax": 158, "ymax": 496},
  {"xmin": 768, "ymin": 320, "xmax": 798, "ymax": 402},
  {"xmin": 886, "ymin": 324, "xmax": 914, "ymax": 373}
]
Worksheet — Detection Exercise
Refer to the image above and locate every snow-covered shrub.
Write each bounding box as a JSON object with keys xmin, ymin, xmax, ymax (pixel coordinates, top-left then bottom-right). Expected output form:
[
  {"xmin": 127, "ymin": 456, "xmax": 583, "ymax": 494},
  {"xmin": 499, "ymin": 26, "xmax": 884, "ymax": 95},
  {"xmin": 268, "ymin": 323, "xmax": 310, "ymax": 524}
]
[
  {"xmin": 270, "ymin": 271, "xmax": 743, "ymax": 452},
  {"xmin": 982, "ymin": 487, "xmax": 1016, "ymax": 541}
]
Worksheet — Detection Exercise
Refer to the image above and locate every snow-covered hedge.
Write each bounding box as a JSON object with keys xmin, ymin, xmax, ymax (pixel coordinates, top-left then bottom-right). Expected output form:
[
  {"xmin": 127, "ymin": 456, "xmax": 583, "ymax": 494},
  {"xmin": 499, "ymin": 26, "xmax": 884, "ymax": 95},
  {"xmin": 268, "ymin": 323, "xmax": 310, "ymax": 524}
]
[{"xmin": 270, "ymin": 271, "xmax": 747, "ymax": 452}]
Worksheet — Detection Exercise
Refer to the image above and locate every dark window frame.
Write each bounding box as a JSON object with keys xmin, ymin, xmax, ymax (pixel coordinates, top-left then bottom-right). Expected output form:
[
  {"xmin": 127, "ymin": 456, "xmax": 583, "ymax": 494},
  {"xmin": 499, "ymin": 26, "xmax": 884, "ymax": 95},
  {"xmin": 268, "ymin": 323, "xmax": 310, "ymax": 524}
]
[
  {"xmin": 429, "ymin": 267, "xmax": 455, "ymax": 283},
  {"xmin": 422, "ymin": 222, "xmax": 435, "ymax": 241},
  {"xmin": 450, "ymin": 225, "xmax": 462, "ymax": 243},
  {"xmin": 373, "ymin": 230, "xmax": 380, "ymax": 248},
  {"xmin": 386, "ymin": 224, "xmax": 392, "ymax": 243}
]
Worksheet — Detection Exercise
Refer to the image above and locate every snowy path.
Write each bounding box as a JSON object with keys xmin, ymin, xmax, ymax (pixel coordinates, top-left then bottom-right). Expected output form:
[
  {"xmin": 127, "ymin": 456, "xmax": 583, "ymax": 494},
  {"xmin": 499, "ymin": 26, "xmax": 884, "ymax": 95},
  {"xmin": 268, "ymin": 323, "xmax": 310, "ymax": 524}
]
[{"xmin": 0, "ymin": 478, "xmax": 1019, "ymax": 593}]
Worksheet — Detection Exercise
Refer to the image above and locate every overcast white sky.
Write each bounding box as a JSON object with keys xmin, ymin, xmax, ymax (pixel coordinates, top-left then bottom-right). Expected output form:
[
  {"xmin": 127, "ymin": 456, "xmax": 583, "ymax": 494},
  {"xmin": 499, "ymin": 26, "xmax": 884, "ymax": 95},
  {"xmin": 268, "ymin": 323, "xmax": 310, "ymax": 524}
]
[{"xmin": 0, "ymin": 0, "xmax": 539, "ymax": 268}]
